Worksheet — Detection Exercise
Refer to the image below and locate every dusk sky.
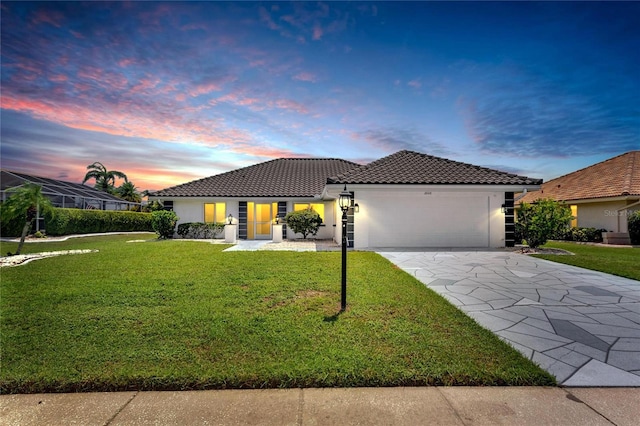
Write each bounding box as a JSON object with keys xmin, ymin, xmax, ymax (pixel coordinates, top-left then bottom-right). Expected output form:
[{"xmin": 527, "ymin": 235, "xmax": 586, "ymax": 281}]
[{"xmin": 1, "ymin": 1, "xmax": 639, "ymax": 192}]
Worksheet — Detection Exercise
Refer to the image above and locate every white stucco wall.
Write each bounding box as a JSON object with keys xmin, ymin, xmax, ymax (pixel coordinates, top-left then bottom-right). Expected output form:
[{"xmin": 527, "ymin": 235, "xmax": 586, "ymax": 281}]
[{"xmin": 574, "ymin": 200, "xmax": 639, "ymax": 233}]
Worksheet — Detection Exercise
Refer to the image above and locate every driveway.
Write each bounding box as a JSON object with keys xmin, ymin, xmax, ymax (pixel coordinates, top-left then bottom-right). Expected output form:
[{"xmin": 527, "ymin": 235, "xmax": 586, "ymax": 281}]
[{"xmin": 377, "ymin": 250, "xmax": 640, "ymax": 387}]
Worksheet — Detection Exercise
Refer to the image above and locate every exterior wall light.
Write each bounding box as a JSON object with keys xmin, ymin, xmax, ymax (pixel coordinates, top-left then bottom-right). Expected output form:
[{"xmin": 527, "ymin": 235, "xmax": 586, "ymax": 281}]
[
  {"xmin": 354, "ymin": 203, "xmax": 360, "ymax": 213},
  {"xmin": 501, "ymin": 204, "xmax": 507, "ymax": 214}
]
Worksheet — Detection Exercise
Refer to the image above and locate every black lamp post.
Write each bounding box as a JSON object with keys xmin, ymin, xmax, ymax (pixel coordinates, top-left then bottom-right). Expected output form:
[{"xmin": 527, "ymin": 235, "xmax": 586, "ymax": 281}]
[{"xmin": 338, "ymin": 185, "xmax": 352, "ymax": 311}]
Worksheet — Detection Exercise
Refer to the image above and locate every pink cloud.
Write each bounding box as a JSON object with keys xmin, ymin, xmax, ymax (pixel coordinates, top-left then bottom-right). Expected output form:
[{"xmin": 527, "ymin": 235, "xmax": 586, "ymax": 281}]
[
  {"xmin": 293, "ymin": 72, "xmax": 318, "ymax": 83},
  {"xmin": 31, "ymin": 9, "xmax": 64, "ymax": 27},
  {"xmin": 408, "ymin": 79, "xmax": 422, "ymax": 89},
  {"xmin": 312, "ymin": 24, "xmax": 323, "ymax": 41},
  {"xmin": 49, "ymin": 74, "xmax": 69, "ymax": 82}
]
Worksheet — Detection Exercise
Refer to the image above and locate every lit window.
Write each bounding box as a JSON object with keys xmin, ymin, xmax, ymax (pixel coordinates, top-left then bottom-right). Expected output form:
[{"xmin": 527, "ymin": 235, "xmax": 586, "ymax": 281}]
[
  {"xmin": 294, "ymin": 203, "xmax": 325, "ymax": 221},
  {"xmin": 204, "ymin": 202, "xmax": 226, "ymax": 223},
  {"xmin": 570, "ymin": 205, "xmax": 578, "ymax": 228}
]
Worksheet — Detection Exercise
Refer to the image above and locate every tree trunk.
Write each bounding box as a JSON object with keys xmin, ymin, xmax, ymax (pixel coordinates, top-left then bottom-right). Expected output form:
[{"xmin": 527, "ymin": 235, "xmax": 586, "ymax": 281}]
[{"xmin": 15, "ymin": 219, "xmax": 34, "ymax": 256}]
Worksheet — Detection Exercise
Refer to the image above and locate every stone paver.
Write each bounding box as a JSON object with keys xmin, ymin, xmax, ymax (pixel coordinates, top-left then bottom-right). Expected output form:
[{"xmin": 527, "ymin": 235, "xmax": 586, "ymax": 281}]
[
  {"xmin": 378, "ymin": 250, "xmax": 640, "ymax": 387},
  {"xmin": 224, "ymin": 239, "xmax": 340, "ymax": 252}
]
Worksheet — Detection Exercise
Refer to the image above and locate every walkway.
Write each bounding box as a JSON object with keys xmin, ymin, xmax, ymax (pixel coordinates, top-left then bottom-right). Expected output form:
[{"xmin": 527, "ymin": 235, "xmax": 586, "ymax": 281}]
[
  {"xmin": 378, "ymin": 250, "xmax": 640, "ymax": 386},
  {"xmin": 224, "ymin": 239, "xmax": 340, "ymax": 252},
  {"xmin": 2, "ymin": 387, "xmax": 639, "ymax": 425}
]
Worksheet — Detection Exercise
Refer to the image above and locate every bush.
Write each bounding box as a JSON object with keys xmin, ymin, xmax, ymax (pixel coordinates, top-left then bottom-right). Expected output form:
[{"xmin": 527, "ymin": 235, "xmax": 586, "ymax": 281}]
[
  {"xmin": 0, "ymin": 202, "xmax": 24, "ymax": 237},
  {"xmin": 285, "ymin": 208, "xmax": 322, "ymax": 239},
  {"xmin": 555, "ymin": 227, "xmax": 607, "ymax": 243},
  {"xmin": 176, "ymin": 222, "xmax": 225, "ymax": 239},
  {"xmin": 629, "ymin": 211, "xmax": 640, "ymax": 245},
  {"xmin": 43, "ymin": 208, "xmax": 153, "ymax": 236},
  {"xmin": 517, "ymin": 199, "xmax": 572, "ymax": 248},
  {"xmin": 151, "ymin": 210, "xmax": 179, "ymax": 239}
]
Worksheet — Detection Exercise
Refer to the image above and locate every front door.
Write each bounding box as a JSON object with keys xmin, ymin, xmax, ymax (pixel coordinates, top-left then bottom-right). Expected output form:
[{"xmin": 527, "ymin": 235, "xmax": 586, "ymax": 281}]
[{"xmin": 247, "ymin": 202, "xmax": 277, "ymax": 239}]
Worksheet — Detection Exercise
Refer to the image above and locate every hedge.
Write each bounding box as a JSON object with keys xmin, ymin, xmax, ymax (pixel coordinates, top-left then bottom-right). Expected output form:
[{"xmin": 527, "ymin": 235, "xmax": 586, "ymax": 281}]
[
  {"xmin": 176, "ymin": 222, "xmax": 225, "ymax": 239},
  {"xmin": 43, "ymin": 208, "xmax": 153, "ymax": 236}
]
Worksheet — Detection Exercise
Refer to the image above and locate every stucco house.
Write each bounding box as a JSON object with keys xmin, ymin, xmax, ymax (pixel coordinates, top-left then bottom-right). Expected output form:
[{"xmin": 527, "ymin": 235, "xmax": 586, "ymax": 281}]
[
  {"xmin": 151, "ymin": 150, "xmax": 542, "ymax": 248},
  {"xmin": 518, "ymin": 151, "xmax": 640, "ymax": 239}
]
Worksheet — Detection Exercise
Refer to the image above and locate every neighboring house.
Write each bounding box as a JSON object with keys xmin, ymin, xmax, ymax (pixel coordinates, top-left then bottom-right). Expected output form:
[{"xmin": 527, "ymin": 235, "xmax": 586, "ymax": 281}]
[
  {"xmin": 151, "ymin": 150, "xmax": 542, "ymax": 248},
  {"xmin": 518, "ymin": 151, "xmax": 640, "ymax": 234},
  {"xmin": 0, "ymin": 170, "xmax": 140, "ymax": 211}
]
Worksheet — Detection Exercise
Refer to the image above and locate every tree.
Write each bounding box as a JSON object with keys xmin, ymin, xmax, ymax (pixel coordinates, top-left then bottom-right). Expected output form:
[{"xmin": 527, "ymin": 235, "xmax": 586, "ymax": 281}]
[
  {"xmin": 516, "ymin": 199, "xmax": 573, "ymax": 248},
  {"xmin": 628, "ymin": 210, "xmax": 640, "ymax": 245},
  {"xmin": 284, "ymin": 208, "xmax": 323, "ymax": 239},
  {"xmin": 82, "ymin": 162, "xmax": 128, "ymax": 194},
  {"xmin": 2, "ymin": 183, "xmax": 53, "ymax": 255},
  {"xmin": 116, "ymin": 181, "xmax": 141, "ymax": 203}
]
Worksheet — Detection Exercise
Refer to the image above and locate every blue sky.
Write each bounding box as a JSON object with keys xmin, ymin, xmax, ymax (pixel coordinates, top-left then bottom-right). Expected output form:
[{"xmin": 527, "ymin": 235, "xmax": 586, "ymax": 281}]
[{"xmin": 1, "ymin": 1, "xmax": 638, "ymax": 191}]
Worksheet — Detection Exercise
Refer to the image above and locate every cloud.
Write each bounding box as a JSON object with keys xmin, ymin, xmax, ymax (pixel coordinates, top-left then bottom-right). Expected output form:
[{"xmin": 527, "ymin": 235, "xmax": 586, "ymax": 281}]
[
  {"xmin": 459, "ymin": 51, "xmax": 639, "ymax": 159},
  {"xmin": 293, "ymin": 72, "xmax": 318, "ymax": 83},
  {"xmin": 352, "ymin": 127, "xmax": 453, "ymax": 157}
]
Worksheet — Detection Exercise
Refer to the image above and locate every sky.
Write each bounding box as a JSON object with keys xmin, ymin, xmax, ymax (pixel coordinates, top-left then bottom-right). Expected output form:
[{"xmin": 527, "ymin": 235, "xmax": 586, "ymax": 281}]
[{"xmin": 1, "ymin": 1, "xmax": 639, "ymax": 192}]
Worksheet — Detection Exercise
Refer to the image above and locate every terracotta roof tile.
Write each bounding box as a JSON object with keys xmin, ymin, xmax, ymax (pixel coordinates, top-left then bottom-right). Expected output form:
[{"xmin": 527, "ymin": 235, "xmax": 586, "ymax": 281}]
[
  {"xmin": 519, "ymin": 151, "xmax": 640, "ymax": 204},
  {"xmin": 328, "ymin": 150, "xmax": 542, "ymax": 185},
  {"xmin": 152, "ymin": 158, "xmax": 358, "ymax": 197}
]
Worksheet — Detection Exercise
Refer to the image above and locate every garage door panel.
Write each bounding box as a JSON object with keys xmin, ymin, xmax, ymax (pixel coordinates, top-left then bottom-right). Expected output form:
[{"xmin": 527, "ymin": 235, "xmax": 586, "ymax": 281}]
[{"xmin": 366, "ymin": 195, "xmax": 489, "ymax": 247}]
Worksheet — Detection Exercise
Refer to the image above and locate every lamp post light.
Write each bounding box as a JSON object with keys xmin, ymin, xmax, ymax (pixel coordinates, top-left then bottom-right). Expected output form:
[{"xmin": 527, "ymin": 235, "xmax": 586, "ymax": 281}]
[{"xmin": 338, "ymin": 185, "xmax": 352, "ymax": 311}]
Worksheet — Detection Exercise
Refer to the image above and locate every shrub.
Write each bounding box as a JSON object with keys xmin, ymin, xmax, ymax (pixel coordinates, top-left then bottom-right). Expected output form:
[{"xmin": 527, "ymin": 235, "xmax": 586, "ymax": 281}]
[
  {"xmin": 176, "ymin": 222, "xmax": 225, "ymax": 239},
  {"xmin": 43, "ymin": 208, "xmax": 153, "ymax": 236},
  {"xmin": 285, "ymin": 208, "xmax": 322, "ymax": 239},
  {"xmin": 555, "ymin": 227, "xmax": 607, "ymax": 243},
  {"xmin": 629, "ymin": 211, "xmax": 640, "ymax": 245},
  {"xmin": 517, "ymin": 199, "xmax": 572, "ymax": 248},
  {"xmin": 151, "ymin": 210, "xmax": 179, "ymax": 239},
  {"xmin": 0, "ymin": 202, "xmax": 24, "ymax": 237}
]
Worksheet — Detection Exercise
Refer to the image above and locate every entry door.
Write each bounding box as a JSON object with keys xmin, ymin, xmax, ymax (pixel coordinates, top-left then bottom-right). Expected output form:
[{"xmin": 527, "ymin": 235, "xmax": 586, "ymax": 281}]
[{"xmin": 247, "ymin": 202, "xmax": 277, "ymax": 239}]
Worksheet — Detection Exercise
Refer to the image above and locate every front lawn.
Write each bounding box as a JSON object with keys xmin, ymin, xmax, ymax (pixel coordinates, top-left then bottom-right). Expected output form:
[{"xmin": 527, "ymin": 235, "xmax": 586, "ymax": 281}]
[
  {"xmin": 0, "ymin": 235, "xmax": 554, "ymax": 393},
  {"xmin": 535, "ymin": 241, "xmax": 640, "ymax": 281}
]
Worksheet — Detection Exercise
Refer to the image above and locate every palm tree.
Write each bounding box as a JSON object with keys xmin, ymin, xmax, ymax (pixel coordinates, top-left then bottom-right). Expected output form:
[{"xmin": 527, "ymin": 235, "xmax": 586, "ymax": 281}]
[
  {"xmin": 82, "ymin": 162, "xmax": 128, "ymax": 194},
  {"xmin": 2, "ymin": 183, "xmax": 53, "ymax": 255},
  {"xmin": 116, "ymin": 181, "xmax": 142, "ymax": 203}
]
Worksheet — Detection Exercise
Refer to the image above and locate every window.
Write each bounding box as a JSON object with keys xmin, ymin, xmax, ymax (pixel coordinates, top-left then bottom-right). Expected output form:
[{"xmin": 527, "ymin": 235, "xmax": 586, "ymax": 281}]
[
  {"xmin": 204, "ymin": 202, "xmax": 226, "ymax": 223},
  {"xmin": 294, "ymin": 203, "xmax": 325, "ymax": 221},
  {"xmin": 570, "ymin": 205, "xmax": 578, "ymax": 228}
]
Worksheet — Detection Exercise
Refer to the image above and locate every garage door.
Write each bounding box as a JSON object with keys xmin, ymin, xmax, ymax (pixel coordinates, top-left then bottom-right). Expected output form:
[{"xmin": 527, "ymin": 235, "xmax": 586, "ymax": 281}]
[{"xmin": 366, "ymin": 194, "xmax": 490, "ymax": 247}]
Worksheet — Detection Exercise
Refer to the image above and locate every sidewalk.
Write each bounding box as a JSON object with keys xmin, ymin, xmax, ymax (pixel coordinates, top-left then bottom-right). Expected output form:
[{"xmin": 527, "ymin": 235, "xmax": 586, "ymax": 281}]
[{"xmin": 2, "ymin": 387, "xmax": 639, "ymax": 425}]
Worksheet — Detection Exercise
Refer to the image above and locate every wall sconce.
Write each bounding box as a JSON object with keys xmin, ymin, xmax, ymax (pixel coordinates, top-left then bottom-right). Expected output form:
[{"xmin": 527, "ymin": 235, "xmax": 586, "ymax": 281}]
[
  {"xmin": 354, "ymin": 203, "xmax": 360, "ymax": 213},
  {"xmin": 227, "ymin": 214, "xmax": 233, "ymax": 224},
  {"xmin": 501, "ymin": 204, "xmax": 508, "ymax": 214}
]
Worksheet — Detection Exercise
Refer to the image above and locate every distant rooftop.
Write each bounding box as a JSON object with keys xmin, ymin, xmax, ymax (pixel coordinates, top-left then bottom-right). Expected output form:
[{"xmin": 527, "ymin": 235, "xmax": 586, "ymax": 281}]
[
  {"xmin": 519, "ymin": 151, "xmax": 640, "ymax": 203},
  {"xmin": 1, "ymin": 170, "xmax": 140, "ymax": 209}
]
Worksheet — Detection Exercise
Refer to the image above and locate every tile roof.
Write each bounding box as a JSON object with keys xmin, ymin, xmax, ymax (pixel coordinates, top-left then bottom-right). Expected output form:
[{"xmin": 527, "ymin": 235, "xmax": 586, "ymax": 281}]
[
  {"xmin": 152, "ymin": 158, "xmax": 359, "ymax": 197},
  {"xmin": 519, "ymin": 151, "xmax": 640, "ymax": 204},
  {"xmin": 327, "ymin": 150, "xmax": 543, "ymax": 185}
]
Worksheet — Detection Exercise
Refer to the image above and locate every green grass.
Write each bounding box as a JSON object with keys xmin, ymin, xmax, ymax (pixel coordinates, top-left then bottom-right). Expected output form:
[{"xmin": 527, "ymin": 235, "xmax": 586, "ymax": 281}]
[
  {"xmin": 0, "ymin": 234, "xmax": 554, "ymax": 393},
  {"xmin": 535, "ymin": 241, "xmax": 640, "ymax": 281}
]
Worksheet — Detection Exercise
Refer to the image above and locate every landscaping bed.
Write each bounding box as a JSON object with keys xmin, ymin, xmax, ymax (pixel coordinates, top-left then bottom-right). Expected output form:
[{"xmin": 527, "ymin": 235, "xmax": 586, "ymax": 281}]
[{"xmin": 0, "ymin": 235, "xmax": 554, "ymax": 393}]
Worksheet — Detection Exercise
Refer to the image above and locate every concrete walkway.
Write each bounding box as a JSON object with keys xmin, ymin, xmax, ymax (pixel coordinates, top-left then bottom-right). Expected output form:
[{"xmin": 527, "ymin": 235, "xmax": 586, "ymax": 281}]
[
  {"xmin": 378, "ymin": 250, "xmax": 640, "ymax": 387},
  {"xmin": 2, "ymin": 387, "xmax": 639, "ymax": 425}
]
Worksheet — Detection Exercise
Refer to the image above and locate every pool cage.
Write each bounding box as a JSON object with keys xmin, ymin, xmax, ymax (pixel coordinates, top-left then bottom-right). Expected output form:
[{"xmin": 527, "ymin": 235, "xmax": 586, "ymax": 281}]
[{"xmin": 1, "ymin": 170, "xmax": 142, "ymax": 211}]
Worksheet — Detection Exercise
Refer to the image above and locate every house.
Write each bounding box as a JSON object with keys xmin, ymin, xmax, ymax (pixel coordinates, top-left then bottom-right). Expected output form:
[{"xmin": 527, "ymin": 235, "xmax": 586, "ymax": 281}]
[
  {"xmin": 150, "ymin": 150, "xmax": 542, "ymax": 248},
  {"xmin": 518, "ymin": 151, "xmax": 640, "ymax": 239},
  {"xmin": 1, "ymin": 170, "xmax": 140, "ymax": 211}
]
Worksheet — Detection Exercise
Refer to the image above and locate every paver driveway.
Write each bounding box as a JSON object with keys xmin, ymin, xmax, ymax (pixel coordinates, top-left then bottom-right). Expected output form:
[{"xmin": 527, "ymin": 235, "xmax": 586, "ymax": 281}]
[{"xmin": 377, "ymin": 250, "xmax": 640, "ymax": 386}]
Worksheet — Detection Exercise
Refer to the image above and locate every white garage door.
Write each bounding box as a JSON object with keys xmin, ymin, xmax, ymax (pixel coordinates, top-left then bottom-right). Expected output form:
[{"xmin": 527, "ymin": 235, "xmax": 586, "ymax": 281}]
[{"xmin": 366, "ymin": 194, "xmax": 490, "ymax": 248}]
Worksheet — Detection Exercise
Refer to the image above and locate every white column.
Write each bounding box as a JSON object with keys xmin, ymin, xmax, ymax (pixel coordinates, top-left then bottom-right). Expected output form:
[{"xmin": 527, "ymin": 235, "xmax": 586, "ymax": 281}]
[
  {"xmin": 224, "ymin": 224, "xmax": 237, "ymax": 243},
  {"xmin": 272, "ymin": 224, "xmax": 283, "ymax": 243}
]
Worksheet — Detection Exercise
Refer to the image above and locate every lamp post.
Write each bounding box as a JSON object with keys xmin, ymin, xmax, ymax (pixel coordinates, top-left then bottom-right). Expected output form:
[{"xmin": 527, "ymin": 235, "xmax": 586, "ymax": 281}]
[{"xmin": 338, "ymin": 185, "xmax": 352, "ymax": 311}]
